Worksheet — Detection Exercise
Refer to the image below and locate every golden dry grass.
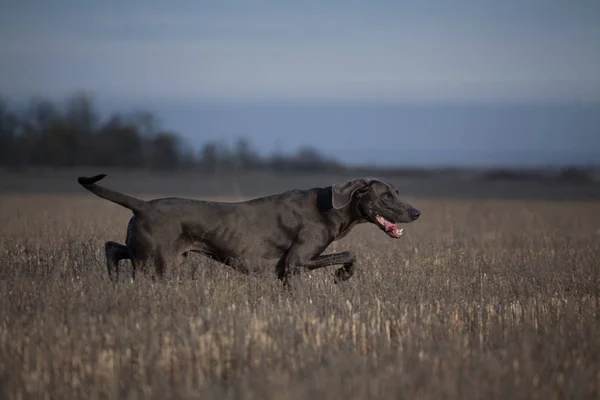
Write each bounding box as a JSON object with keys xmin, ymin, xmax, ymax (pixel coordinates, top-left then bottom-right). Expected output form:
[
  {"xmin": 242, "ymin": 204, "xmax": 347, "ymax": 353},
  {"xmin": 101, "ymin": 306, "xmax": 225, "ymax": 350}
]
[{"xmin": 1, "ymin": 193, "xmax": 600, "ymax": 399}]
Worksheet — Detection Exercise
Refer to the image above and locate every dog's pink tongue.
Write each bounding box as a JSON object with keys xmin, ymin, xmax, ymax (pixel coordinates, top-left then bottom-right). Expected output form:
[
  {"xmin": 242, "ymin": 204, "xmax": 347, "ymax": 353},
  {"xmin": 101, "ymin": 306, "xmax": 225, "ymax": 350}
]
[{"xmin": 384, "ymin": 221, "xmax": 398, "ymax": 233}]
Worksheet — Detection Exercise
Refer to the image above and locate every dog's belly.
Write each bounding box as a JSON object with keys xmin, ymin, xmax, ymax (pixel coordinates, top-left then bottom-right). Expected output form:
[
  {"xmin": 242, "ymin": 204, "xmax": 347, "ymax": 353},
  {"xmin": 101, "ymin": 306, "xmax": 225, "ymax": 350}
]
[
  {"xmin": 184, "ymin": 216, "xmax": 296, "ymax": 254},
  {"xmin": 185, "ymin": 236, "xmax": 286, "ymax": 275}
]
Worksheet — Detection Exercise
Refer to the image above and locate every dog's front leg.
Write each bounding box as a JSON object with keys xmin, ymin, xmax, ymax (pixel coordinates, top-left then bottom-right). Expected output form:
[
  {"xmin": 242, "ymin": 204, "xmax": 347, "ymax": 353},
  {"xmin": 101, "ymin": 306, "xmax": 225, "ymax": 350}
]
[
  {"xmin": 276, "ymin": 238, "xmax": 326, "ymax": 288},
  {"xmin": 305, "ymin": 251, "xmax": 356, "ymax": 283},
  {"xmin": 275, "ymin": 255, "xmax": 301, "ymax": 289}
]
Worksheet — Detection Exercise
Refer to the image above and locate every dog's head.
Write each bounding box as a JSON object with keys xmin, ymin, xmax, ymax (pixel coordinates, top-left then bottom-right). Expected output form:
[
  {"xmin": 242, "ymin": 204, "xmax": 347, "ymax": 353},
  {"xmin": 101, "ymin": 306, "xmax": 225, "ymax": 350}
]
[{"xmin": 331, "ymin": 177, "xmax": 420, "ymax": 238}]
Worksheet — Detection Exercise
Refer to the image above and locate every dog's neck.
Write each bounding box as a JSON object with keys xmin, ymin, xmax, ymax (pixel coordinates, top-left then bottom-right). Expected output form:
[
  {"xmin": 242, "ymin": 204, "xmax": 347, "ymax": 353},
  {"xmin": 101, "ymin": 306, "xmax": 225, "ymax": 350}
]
[{"xmin": 316, "ymin": 186, "xmax": 366, "ymax": 240}]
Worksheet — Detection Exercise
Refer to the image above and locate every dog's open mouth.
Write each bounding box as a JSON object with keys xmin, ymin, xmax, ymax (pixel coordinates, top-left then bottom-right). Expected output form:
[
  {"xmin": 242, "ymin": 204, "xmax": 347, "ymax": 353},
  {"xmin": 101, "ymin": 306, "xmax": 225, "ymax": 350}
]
[{"xmin": 375, "ymin": 215, "xmax": 403, "ymax": 238}]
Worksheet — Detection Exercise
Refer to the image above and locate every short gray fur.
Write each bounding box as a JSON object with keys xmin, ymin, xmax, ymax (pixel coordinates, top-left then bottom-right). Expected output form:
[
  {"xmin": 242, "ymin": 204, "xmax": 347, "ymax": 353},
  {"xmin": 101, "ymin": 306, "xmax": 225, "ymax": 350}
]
[{"xmin": 77, "ymin": 174, "xmax": 421, "ymax": 286}]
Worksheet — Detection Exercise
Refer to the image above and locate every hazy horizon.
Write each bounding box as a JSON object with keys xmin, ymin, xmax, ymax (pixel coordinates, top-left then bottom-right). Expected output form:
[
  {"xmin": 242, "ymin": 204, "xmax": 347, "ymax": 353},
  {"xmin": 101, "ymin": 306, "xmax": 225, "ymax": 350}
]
[{"xmin": 88, "ymin": 98, "xmax": 599, "ymax": 168}]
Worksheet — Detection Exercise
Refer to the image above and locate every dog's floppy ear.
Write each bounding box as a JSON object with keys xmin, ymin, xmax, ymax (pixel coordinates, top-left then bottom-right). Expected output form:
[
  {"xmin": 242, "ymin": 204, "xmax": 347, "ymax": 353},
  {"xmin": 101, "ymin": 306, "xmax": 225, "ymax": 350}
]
[{"xmin": 331, "ymin": 177, "xmax": 375, "ymax": 209}]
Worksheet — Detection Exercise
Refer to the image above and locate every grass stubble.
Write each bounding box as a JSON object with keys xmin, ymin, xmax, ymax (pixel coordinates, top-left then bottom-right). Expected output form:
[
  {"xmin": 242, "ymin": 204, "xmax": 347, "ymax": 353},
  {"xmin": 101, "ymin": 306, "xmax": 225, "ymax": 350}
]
[{"xmin": 1, "ymin": 193, "xmax": 599, "ymax": 399}]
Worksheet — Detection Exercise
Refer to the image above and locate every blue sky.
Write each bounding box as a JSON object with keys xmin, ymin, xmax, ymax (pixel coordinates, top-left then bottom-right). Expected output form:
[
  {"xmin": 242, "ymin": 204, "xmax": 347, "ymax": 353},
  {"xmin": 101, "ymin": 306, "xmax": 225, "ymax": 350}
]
[
  {"xmin": 1, "ymin": 0, "xmax": 599, "ymax": 166},
  {"xmin": 2, "ymin": 0, "xmax": 600, "ymax": 103}
]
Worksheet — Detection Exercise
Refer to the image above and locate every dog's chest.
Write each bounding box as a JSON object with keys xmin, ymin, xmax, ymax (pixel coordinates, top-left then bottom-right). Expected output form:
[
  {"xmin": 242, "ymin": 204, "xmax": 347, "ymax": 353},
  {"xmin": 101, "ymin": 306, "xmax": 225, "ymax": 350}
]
[{"xmin": 334, "ymin": 221, "xmax": 360, "ymax": 241}]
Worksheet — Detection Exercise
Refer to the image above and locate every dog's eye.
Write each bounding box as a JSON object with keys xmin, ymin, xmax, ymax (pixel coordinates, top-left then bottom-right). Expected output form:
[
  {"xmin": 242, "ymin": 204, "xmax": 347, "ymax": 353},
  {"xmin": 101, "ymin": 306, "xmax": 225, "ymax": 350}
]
[{"xmin": 382, "ymin": 193, "xmax": 393, "ymax": 201}]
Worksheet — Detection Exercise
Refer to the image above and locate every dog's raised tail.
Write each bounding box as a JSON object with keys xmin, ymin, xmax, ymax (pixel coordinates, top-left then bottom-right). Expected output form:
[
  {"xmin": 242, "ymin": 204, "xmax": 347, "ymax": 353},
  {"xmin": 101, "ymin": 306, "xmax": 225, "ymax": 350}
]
[{"xmin": 78, "ymin": 174, "xmax": 150, "ymax": 214}]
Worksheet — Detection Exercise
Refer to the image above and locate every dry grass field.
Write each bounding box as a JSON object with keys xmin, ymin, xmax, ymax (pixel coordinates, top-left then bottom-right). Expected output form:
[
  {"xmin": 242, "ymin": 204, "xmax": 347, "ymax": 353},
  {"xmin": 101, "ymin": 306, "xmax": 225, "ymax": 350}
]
[{"xmin": 1, "ymin": 182, "xmax": 600, "ymax": 399}]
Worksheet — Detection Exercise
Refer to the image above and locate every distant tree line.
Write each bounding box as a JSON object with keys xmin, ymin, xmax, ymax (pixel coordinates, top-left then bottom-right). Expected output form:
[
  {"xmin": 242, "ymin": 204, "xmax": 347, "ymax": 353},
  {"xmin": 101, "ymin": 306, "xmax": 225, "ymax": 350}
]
[
  {"xmin": 1, "ymin": 91, "xmax": 596, "ymax": 184},
  {"xmin": 0, "ymin": 91, "xmax": 344, "ymax": 173}
]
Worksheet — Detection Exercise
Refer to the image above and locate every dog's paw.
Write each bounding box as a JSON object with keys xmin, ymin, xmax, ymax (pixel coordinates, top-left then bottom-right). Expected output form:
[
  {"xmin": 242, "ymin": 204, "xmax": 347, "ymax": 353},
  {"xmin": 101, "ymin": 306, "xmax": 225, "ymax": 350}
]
[{"xmin": 334, "ymin": 267, "xmax": 354, "ymax": 284}]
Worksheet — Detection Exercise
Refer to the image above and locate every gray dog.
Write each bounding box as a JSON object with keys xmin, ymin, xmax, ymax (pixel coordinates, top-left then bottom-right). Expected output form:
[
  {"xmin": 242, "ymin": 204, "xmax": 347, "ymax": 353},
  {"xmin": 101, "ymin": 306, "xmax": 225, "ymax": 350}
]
[{"xmin": 78, "ymin": 174, "xmax": 420, "ymax": 285}]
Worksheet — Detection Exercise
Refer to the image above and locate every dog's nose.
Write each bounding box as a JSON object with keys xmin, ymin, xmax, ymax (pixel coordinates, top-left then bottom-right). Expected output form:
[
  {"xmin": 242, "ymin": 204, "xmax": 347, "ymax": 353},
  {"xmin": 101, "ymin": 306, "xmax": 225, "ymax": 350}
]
[{"xmin": 411, "ymin": 208, "xmax": 421, "ymax": 219}]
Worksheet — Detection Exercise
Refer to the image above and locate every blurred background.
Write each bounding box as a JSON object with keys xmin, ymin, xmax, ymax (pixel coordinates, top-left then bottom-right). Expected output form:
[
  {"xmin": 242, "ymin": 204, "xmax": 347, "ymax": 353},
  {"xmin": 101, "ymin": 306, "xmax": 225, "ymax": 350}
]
[{"xmin": 1, "ymin": 0, "xmax": 599, "ymax": 199}]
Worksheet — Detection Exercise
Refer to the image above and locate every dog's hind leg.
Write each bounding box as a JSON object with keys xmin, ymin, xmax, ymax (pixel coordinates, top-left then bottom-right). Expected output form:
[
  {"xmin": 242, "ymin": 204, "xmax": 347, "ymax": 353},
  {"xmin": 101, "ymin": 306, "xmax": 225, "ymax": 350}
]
[
  {"xmin": 105, "ymin": 241, "xmax": 129, "ymax": 282},
  {"xmin": 148, "ymin": 247, "xmax": 187, "ymax": 281}
]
